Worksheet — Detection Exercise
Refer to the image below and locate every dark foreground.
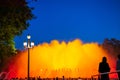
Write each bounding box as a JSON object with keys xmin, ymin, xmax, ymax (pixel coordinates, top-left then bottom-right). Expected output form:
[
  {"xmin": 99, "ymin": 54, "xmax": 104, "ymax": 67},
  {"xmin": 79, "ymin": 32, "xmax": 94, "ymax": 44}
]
[{"xmin": 9, "ymin": 77, "xmax": 119, "ymax": 80}]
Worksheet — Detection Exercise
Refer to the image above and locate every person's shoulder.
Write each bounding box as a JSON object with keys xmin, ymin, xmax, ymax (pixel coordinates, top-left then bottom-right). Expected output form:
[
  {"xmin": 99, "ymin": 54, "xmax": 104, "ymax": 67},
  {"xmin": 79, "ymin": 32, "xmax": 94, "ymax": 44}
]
[{"xmin": 99, "ymin": 62, "xmax": 102, "ymax": 65}]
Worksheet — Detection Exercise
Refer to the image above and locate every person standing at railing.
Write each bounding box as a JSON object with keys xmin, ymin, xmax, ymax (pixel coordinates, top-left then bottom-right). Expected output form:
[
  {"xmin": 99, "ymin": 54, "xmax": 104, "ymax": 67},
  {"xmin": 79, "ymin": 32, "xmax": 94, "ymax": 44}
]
[
  {"xmin": 98, "ymin": 57, "xmax": 110, "ymax": 80},
  {"xmin": 116, "ymin": 54, "xmax": 120, "ymax": 80}
]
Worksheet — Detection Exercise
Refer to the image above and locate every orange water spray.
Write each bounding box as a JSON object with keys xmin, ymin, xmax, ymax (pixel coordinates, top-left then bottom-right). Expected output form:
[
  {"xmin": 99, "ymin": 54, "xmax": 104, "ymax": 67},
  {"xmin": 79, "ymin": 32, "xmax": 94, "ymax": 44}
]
[{"xmin": 8, "ymin": 39, "xmax": 116, "ymax": 79}]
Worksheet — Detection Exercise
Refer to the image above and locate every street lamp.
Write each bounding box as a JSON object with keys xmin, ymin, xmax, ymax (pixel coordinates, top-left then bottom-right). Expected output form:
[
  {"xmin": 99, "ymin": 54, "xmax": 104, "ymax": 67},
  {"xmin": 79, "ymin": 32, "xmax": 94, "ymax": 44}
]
[{"xmin": 23, "ymin": 34, "xmax": 34, "ymax": 80}]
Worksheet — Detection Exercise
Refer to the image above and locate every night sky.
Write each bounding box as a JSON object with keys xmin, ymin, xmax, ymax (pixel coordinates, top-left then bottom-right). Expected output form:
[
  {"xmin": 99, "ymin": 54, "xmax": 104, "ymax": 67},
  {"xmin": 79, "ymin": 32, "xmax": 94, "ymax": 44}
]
[{"xmin": 14, "ymin": 0, "xmax": 120, "ymax": 49}]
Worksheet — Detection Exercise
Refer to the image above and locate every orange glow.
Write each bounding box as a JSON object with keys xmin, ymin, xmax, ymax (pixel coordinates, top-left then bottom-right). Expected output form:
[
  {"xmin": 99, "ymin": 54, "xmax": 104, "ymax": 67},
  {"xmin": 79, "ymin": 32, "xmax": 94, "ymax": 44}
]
[{"xmin": 8, "ymin": 39, "xmax": 116, "ymax": 79}]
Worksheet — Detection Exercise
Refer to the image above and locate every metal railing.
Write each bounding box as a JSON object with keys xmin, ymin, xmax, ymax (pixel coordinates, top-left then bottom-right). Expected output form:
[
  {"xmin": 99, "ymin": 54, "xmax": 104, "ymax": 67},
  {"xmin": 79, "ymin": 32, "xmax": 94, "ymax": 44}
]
[
  {"xmin": 91, "ymin": 70, "xmax": 120, "ymax": 80},
  {"xmin": 1, "ymin": 70, "xmax": 120, "ymax": 80}
]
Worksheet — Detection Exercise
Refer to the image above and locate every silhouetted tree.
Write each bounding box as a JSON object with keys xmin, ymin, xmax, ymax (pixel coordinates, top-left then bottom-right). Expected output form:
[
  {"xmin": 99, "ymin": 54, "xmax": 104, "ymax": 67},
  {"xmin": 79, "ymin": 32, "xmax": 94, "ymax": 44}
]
[{"xmin": 0, "ymin": 0, "xmax": 34, "ymax": 71}]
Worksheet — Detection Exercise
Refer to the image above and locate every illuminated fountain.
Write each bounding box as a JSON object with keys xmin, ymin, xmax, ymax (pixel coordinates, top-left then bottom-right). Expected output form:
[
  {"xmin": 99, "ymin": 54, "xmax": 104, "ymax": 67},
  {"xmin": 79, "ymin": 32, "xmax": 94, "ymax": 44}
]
[{"xmin": 7, "ymin": 39, "xmax": 116, "ymax": 79}]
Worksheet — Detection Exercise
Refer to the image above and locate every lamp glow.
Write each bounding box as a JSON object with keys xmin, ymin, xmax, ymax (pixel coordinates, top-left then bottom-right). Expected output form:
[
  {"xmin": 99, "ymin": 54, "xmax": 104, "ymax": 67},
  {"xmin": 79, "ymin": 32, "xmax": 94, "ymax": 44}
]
[
  {"xmin": 23, "ymin": 42, "xmax": 27, "ymax": 46},
  {"xmin": 31, "ymin": 42, "xmax": 34, "ymax": 47},
  {"xmin": 27, "ymin": 34, "xmax": 31, "ymax": 39}
]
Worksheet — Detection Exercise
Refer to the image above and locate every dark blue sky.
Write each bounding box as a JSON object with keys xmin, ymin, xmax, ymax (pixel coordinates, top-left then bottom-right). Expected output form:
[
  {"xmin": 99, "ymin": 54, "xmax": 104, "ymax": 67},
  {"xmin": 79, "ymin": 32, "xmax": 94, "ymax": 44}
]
[{"xmin": 14, "ymin": 0, "xmax": 120, "ymax": 49}]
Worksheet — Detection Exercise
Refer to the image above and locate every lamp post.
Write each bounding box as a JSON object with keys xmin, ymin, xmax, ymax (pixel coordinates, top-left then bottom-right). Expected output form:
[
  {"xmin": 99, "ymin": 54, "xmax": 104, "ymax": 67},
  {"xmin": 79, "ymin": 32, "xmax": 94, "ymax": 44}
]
[{"xmin": 23, "ymin": 34, "xmax": 34, "ymax": 80}]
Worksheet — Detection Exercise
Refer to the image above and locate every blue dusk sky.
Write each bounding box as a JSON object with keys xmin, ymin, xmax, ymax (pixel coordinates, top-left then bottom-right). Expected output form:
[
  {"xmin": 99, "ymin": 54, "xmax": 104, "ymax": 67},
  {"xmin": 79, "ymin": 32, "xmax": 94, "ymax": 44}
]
[{"xmin": 14, "ymin": 0, "xmax": 120, "ymax": 49}]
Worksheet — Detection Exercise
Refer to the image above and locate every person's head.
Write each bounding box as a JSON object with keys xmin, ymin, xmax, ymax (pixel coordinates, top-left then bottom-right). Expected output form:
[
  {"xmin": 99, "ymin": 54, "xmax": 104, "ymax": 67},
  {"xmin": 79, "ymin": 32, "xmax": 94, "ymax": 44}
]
[
  {"xmin": 118, "ymin": 54, "xmax": 120, "ymax": 60},
  {"xmin": 102, "ymin": 57, "xmax": 107, "ymax": 62}
]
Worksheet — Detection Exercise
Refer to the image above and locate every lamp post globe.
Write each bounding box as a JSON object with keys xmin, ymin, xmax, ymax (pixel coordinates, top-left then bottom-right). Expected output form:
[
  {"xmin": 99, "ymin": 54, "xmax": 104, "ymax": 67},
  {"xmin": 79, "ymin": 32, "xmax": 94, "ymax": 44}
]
[{"xmin": 27, "ymin": 34, "xmax": 31, "ymax": 39}]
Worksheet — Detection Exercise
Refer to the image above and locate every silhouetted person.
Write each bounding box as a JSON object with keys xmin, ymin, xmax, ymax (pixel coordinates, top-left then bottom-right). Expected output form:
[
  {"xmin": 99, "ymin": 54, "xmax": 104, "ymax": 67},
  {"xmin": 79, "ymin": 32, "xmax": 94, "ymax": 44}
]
[
  {"xmin": 116, "ymin": 54, "xmax": 120, "ymax": 80},
  {"xmin": 99, "ymin": 57, "xmax": 110, "ymax": 80},
  {"xmin": 62, "ymin": 76, "xmax": 65, "ymax": 80},
  {"xmin": 56, "ymin": 77, "xmax": 58, "ymax": 80},
  {"xmin": 37, "ymin": 76, "xmax": 41, "ymax": 80}
]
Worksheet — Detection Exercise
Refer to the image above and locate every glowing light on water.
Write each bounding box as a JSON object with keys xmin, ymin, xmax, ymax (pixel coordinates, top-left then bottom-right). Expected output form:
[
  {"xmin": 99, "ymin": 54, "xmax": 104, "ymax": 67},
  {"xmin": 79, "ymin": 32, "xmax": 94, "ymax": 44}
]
[{"xmin": 8, "ymin": 39, "xmax": 116, "ymax": 79}]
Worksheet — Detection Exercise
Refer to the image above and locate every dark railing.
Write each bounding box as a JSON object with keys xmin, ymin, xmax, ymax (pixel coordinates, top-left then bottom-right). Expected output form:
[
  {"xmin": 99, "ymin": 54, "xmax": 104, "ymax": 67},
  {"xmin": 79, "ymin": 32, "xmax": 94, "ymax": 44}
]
[
  {"xmin": 1, "ymin": 70, "xmax": 120, "ymax": 80},
  {"xmin": 91, "ymin": 70, "xmax": 120, "ymax": 80}
]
